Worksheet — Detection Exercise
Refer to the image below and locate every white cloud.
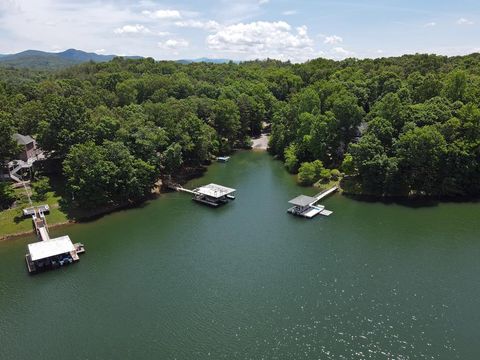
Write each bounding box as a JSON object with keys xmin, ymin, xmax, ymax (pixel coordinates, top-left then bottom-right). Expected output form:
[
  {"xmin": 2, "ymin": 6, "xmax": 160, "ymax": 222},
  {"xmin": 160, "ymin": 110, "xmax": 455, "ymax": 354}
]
[
  {"xmin": 174, "ymin": 20, "xmax": 220, "ymax": 31},
  {"xmin": 95, "ymin": 49, "xmax": 106, "ymax": 54},
  {"xmin": 324, "ymin": 35, "xmax": 343, "ymax": 44},
  {"xmin": 331, "ymin": 47, "xmax": 354, "ymax": 59},
  {"xmin": 215, "ymin": 0, "xmax": 269, "ymax": 23},
  {"xmin": 0, "ymin": 1, "xmax": 162, "ymax": 56},
  {"xmin": 158, "ymin": 38, "xmax": 189, "ymax": 50},
  {"xmin": 457, "ymin": 17, "xmax": 474, "ymax": 25},
  {"xmin": 282, "ymin": 10, "xmax": 298, "ymax": 16},
  {"xmin": 259, "ymin": 0, "xmax": 269, "ymax": 4},
  {"xmin": 114, "ymin": 24, "xmax": 150, "ymax": 35},
  {"xmin": 206, "ymin": 21, "xmax": 315, "ymax": 62},
  {"xmin": 142, "ymin": 9, "xmax": 182, "ymax": 20},
  {"xmin": 424, "ymin": 22, "xmax": 436, "ymax": 27}
]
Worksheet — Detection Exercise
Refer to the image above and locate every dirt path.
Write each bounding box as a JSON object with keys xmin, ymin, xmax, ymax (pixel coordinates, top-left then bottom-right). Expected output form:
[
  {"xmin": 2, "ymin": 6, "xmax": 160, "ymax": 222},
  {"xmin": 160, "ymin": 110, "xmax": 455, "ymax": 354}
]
[{"xmin": 251, "ymin": 133, "xmax": 269, "ymax": 151}]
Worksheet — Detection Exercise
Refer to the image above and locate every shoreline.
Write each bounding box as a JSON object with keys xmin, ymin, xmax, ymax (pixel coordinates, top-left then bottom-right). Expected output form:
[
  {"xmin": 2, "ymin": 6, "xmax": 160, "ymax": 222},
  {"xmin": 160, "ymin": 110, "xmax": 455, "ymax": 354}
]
[
  {"xmin": 0, "ymin": 194, "xmax": 162, "ymax": 242},
  {"xmin": 3, "ymin": 149, "xmax": 479, "ymax": 241},
  {"xmin": 0, "ymin": 220, "xmax": 74, "ymax": 242}
]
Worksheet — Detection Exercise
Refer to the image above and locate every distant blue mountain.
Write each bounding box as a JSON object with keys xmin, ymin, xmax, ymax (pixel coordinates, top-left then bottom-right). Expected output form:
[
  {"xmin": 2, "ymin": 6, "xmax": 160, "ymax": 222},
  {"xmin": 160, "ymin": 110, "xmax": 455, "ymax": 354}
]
[
  {"xmin": 0, "ymin": 48, "xmax": 142, "ymax": 69},
  {"xmin": 0, "ymin": 48, "xmax": 235, "ymax": 69},
  {"xmin": 177, "ymin": 58, "xmax": 235, "ymax": 64}
]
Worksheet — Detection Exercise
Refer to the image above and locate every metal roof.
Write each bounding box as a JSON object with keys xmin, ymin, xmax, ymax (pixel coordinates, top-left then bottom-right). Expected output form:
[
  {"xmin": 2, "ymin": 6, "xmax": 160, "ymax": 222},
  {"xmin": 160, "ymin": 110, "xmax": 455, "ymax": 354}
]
[
  {"xmin": 288, "ymin": 195, "xmax": 317, "ymax": 207},
  {"xmin": 195, "ymin": 183, "xmax": 236, "ymax": 198},
  {"xmin": 28, "ymin": 236, "xmax": 75, "ymax": 261},
  {"xmin": 13, "ymin": 133, "xmax": 35, "ymax": 145}
]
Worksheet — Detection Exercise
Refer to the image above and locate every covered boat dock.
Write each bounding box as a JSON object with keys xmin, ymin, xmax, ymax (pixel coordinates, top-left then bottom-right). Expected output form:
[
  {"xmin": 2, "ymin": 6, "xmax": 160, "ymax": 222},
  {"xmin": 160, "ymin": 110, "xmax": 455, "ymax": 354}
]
[
  {"xmin": 25, "ymin": 235, "xmax": 81, "ymax": 273},
  {"xmin": 287, "ymin": 195, "xmax": 326, "ymax": 218},
  {"xmin": 192, "ymin": 183, "xmax": 236, "ymax": 207},
  {"xmin": 24, "ymin": 206, "xmax": 85, "ymax": 274},
  {"xmin": 287, "ymin": 186, "xmax": 337, "ymax": 219}
]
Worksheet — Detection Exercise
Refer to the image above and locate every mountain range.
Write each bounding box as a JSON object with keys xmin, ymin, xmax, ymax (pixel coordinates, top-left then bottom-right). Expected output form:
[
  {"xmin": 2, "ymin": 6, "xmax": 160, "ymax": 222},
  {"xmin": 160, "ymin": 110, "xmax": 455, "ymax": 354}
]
[
  {"xmin": 177, "ymin": 58, "xmax": 234, "ymax": 64},
  {"xmin": 0, "ymin": 49, "xmax": 234, "ymax": 69},
  {"xmin": 0, "ymin": 49, "xmax": 142, "ymax": 69}
]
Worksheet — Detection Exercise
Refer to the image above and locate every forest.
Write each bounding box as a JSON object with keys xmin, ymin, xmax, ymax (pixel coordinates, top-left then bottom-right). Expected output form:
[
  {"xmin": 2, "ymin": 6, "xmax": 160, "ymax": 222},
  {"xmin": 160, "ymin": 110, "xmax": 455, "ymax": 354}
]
[{"xmin": 1, "ymin": 53, "xmax": 480, "ymax": 210}]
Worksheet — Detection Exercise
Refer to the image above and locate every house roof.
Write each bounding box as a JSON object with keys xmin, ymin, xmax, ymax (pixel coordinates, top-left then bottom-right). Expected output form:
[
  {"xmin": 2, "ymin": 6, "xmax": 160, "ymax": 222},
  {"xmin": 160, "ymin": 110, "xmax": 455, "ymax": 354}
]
[
  {"xmin": 28, "ymin": 236, "xmax": 75, "ymax": 261},
  {"xmin": 195, "ymin": 183, "xmax": 236, "ymax": 198},
  {"xmin": 13, "ymin": 133, "xmax": 35, "ymax": 145},
  {"xmin": 288, "ymin": 195, "xmax": 316, "ymax": 207}
]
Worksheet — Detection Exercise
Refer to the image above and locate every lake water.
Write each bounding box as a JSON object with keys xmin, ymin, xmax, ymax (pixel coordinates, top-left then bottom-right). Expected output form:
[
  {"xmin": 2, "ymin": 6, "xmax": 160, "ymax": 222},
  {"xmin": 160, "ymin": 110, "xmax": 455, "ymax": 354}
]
[{"xmin": 0, "ymin": 151, "xmax": 479, "ymax": 359}]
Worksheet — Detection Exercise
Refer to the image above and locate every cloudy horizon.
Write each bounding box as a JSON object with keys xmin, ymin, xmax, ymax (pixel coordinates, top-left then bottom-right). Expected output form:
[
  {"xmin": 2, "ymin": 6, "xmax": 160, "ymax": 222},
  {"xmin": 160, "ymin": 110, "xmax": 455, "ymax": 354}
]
[{"xmin": 1, "ymin": 0, "xmax": 479, "ymax": 62}]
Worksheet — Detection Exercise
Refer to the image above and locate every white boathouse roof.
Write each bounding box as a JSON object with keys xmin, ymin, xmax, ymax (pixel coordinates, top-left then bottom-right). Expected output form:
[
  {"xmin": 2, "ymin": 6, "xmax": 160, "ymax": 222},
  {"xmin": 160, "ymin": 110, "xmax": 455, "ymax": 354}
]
[
  {"xmin": 28, "ymin": 236, "xmax": 75, "ymax": 261},
  {"xmin": 288, "ymin": 195, "xmax": 317, "ymax": 207},
  {"xmin": 195, "ymin": 183, "xmax": 236, "ymax": 198}
]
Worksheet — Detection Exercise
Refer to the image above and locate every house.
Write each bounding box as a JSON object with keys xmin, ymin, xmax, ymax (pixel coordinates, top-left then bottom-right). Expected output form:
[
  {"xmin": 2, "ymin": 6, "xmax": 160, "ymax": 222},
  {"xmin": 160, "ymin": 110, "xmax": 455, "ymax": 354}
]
[
  {"xmin": 13, "ymin": 133, "xmax": 37, "ymax": 161},
  {"xmin": 5, "ymin": 134, "xmax": 44, "ymax": 183}
]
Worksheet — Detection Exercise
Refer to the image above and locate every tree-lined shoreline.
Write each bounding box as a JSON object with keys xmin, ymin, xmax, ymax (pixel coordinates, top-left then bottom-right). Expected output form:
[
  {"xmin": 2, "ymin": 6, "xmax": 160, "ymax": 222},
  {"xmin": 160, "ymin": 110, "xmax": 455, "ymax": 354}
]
[{"xmin": 1, "ymin": 53, "xmax": 479, "ymax": 227}]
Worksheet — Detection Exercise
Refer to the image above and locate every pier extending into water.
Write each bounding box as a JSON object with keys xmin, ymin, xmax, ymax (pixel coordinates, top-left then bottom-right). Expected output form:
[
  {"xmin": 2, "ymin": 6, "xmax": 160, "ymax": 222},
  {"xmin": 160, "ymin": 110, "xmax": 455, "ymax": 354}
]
[
  {"xmin": 24, "ymin": 206, "xmax": 85, "ymax": 274},
  {"xmin": 287, "ymin": 186, "xmax": 338, "ymax": 219},
  {"xmin": 170, "ymin": 183, "xmax": 236, "ymax": 207}
]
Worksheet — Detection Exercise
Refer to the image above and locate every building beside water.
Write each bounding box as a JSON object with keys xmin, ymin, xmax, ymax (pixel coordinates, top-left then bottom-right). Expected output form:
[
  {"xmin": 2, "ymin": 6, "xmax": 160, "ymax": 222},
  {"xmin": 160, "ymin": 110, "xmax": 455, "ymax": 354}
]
[
  {"xmin": 192, "ymin": 183, "xmax": 236, "ymax": 207},
  {"xmin": 287, "ymin": 186, "xmax": 337, "ymax": 219}
]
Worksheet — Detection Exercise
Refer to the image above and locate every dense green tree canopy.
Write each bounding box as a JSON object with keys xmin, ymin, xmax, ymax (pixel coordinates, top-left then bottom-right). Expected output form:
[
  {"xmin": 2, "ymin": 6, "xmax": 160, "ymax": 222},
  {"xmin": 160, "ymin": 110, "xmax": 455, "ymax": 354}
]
[{"xmin": 1, "ymin": 52, "xmax": 480, "ymax": 206}]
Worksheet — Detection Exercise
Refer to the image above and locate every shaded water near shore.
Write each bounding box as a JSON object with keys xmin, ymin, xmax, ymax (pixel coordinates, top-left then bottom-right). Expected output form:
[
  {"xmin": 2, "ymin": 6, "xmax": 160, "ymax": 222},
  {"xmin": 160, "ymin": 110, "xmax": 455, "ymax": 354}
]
[{"xmin": 1, "ymin": 151, "xmax": 479, "ymax": 359}]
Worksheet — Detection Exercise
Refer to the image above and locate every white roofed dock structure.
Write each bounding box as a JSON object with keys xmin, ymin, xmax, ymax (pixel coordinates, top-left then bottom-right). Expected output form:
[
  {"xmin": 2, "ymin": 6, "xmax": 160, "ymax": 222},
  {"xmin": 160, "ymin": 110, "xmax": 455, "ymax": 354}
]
[
  {"xmin": 287, "ymin": 186, "xmax": 338, "ymax": 219},
  {"xmin": 170, "ymin": 182, "xmax": 237, "ymax": 207},
  {"xmin": 28, "ymin": 236, "xmax": 75, "ymax": 262},
  {"xmin": 24, "ymin": 206, "xmax": 85, "ymax": 274},
  {"xmin": 192, "ymin": 183, "xmax": 236, "ymax": 207},
  {"xmin": 288, "ymin": 195, "xmax": 317, "ymax": 208}
]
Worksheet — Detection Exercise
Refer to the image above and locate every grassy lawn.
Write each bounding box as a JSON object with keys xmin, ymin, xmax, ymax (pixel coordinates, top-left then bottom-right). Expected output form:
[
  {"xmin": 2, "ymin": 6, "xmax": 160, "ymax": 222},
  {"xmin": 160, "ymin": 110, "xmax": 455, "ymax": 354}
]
[{"xmin": 0, "ymin": 188, "xmax": 69, "ymax": 239}]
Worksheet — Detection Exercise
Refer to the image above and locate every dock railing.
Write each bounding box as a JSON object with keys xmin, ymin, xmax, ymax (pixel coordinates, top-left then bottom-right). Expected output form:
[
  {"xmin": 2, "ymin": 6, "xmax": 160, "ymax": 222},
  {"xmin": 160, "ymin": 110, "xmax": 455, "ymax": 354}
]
[{"xmin": 310, "ymin": 186, "xmax": 338, "ymax": 205}]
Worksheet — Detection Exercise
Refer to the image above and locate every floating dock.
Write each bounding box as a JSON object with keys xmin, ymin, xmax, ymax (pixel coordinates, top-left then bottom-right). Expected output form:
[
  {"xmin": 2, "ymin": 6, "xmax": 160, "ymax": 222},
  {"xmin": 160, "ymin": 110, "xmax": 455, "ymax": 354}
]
[
  {"xmin": 192, "ymin": 183, "xmax": 236, "ymax": 207},
  {"xmin": 287, "ymin": 186, "xmax": 338, "ymax": 219},
  {"xmin": 173, "ymin": 183, "xmax": 236, "ymax": 207},
  {"xmin": 24, "ymin": 207, "xmax": 85, "ymax": 274}
]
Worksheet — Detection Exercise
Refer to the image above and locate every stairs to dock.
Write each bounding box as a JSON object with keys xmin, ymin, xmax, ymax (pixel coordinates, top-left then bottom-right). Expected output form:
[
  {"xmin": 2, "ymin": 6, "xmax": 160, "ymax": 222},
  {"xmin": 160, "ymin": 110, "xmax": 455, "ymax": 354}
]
[{"xmin": 8, "ymin": 160, "xmax": 32, "ymax": 183}]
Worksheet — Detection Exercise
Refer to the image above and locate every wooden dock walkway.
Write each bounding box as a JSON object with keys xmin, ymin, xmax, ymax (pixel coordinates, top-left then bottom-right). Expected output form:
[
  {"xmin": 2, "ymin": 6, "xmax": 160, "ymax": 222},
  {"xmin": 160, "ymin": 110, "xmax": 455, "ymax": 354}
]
[
  {"xmin": 175, "ymin": 186, "xmax": 196, "ymax": 195},
  {"xmin": 311, "ymin": 186, "xmax": 338, "ymax": 204}
]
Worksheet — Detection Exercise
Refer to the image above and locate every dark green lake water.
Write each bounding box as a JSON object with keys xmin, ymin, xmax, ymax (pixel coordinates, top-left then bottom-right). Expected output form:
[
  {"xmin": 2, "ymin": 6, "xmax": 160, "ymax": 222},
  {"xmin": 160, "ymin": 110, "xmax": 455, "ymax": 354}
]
[{"xmin": 1, "ymin": 151, "xmax": 479, "ymax": 359}]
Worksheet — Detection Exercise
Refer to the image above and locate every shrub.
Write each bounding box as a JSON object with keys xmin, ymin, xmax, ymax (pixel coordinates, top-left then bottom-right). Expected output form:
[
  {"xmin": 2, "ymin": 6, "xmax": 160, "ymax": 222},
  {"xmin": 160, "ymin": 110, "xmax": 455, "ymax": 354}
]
[
  {"xmin": 298, "ymin": 160, "xmax": 325, "ymax": 186},
  {"xmin": 319, "ymin": 168, "xmax": 331, "ymax": 183},
  {"xmin": 284, "ymin": 144, "xmax": 299, "ymax": 173},
  {"xmin": 298, "ymin": 162, "xmax": 317, "ymax": 185},
  {"xmin": 341, "ymin": 153, "xmax": 355, "ymax": 175},
  {"xmin": 330, "ymin": 169, "xmax": 341, "ymax": 180}
]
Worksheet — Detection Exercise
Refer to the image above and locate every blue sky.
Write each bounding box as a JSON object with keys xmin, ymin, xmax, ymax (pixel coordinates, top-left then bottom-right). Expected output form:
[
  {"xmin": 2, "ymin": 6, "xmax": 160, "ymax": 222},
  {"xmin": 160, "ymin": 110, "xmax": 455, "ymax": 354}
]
[{"xmin": 0, "ymin": 0, "xmax": 479, "ymax": 62}]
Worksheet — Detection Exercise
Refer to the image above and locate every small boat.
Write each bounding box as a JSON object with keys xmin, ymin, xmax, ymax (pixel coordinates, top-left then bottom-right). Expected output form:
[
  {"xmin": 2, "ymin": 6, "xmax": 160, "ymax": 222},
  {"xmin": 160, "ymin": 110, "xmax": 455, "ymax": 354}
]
[
  {"xmin": 217, "ymin": 156, "xmax": 230, "ymax": 162},
  {"xmin": 226, "ymin": 194, "xmax": 236, "ymax": 200}
]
